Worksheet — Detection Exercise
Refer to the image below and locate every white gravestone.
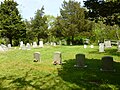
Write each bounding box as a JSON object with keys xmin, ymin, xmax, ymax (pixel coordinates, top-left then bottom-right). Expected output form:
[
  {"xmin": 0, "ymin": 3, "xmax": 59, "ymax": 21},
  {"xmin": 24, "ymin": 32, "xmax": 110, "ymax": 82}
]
[
  {"xmin": 84, "ymin": 45, "xmax": 87, "ymax": 48},
  {"xmin": 0, "ymin": 46, "xmax": 4, "ymax": 51},
  {"xmin": 21, "ymin": 44, "xmax": 26, "ymax": 50},
  {"xmin": 117, "ymin": 41, "xmax": 120, "ymax": 52},
  {"xmin": 33, "ymin": 42, "xmax": 37, "ymax": 48},
  {"xmin": 104, "ymin": 40, "xmax": 112, "ymax": 48},
  {"xmin": 90, "ymin": 45, "xmax": 94, "ymax": 48},
  {"xmin": 19, "ymin": 41, "xmax": 24, "ymax": 49},
  {"xmin": 53, "ymin": 42, "xmax": 56, "ymax": 46},
  {"xmin": 39, "ymin": 41, "xmax": 44, "ymax": 48},
  {"xmin": 99, "ymin": 43, "xmax": 105, "ymax": 52},
  {"xmin": 26, "ymin": 43, "xmax": 31, "ymax": 50},
  {"xmin": 8, "ymin": 44, "xmax": 11, "ymax": 49}
]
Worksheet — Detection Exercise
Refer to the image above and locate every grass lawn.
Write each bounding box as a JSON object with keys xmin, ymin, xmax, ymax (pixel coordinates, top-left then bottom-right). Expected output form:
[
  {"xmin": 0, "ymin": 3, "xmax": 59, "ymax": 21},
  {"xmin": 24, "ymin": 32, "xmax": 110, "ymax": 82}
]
[{"xmin": 0, "ymin": 45, "xmax": 120, "ymax": 90}]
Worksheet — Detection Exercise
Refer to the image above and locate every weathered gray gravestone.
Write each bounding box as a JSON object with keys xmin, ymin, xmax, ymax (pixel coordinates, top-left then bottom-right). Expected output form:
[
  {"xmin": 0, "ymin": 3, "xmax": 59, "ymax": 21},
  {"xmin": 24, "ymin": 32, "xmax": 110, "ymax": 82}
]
[
  {"xmin": 33, "ymin": 52, "xmax": 40, "ymax": 62},
  {"xmin": 74, "ymin": 54, "xmax": 87, "ymax": 68},
  {"xmin": 53, "ymin": 52, "xmax": 62, "ymax": 65},
  {"xmin": 100, "ymin": 56, "xmax": 115, "ymax": 71},
  {"xmin": 99, "ymin": 43, "xmax": 105, "ymax": 52}
]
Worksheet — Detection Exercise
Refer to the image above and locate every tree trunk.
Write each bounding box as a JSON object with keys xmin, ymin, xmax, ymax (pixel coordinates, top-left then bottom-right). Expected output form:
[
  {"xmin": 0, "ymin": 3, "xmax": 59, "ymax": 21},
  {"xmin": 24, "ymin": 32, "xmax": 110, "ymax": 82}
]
[
  {"xmin": 71, "ymin": 36, "xmax": 74, "ymax": 45},
  {"xmin": 9, "ymin": 37, "xmax": 12, "ymax": 46}
]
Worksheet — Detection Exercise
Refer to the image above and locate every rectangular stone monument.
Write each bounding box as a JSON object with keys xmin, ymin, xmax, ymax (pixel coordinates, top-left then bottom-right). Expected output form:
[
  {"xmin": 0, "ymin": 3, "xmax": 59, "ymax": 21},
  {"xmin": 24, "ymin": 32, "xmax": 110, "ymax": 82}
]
[
  {"xmin": 33, "ymin": 42, "xmax": 37, "ymax": 48},
  {"xmin": 26, "ymin": 43, "xmax": 31, "ymax": 50},
  {"xmin": 99, "ymin": 43, "xmax": 105, "ymax": 52},
  {"xmin": 104, "ymin": 40, "xmax": 112, "ymax": 48},
  {"xmin": 74, "ymin": 54, "xmax": 87, "ymax": 68},
  {"xmin": 34, "ymin": 52, "xmax": 40, "ymax": 62},
  {"xmin": 21, "ymin": 44, "xmax": 26, "ymax": 50},
  {"xmin": 39, "ymin": 41, "xmax": 44, "ymax": 48},
  {"xmin": 53, "ymin": 52, "xmax": 62, "ymax": 65},
  {"xmin": 100, "ymin": 56, "xmax": 115, "ymax": 71},
  {"xmin": 20, "ymin": 41, "xmax": 24, "ymax": 49}
]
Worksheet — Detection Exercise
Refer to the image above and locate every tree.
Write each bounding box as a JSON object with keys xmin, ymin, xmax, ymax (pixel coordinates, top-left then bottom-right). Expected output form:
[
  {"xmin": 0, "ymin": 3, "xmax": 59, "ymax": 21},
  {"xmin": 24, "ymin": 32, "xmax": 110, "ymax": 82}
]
[
  {"xmin": 54, "ymin": 0, "xmax": 93, "ymax": 45},
  {"xmin": 0, "ymin": 0, "xmax": 26, "ymax": 46},
  {"xmin": 31, "ymin": 6, "xmax": 48, "ymax": 44}
]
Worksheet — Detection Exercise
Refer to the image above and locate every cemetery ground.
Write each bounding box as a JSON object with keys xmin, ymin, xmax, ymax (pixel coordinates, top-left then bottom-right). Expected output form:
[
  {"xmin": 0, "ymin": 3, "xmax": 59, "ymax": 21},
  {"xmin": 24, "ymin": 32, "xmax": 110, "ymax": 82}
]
[{"xmin": 0, "ymin": 45, "xmax": 120, "ymax": 90}]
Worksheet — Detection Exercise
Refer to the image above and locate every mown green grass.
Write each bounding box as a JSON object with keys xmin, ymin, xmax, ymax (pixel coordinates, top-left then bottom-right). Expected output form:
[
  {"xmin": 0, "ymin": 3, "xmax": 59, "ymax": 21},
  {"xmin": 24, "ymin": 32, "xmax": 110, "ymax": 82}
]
[{"xmin": 0, "ymin": 45, "xmax": 120, "ymax": 90}]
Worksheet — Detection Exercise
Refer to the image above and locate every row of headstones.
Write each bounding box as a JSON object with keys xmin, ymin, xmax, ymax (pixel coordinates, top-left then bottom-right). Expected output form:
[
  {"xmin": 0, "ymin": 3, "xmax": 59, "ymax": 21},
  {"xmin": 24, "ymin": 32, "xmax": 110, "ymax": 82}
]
[
  {"xmin": 19, "ymin": 41, "xmax": 57, "ymax": 50},
  {"xmin": 33, "ymin": 52, "xmax": 115, "ymax": 71},
  {"xmin": 99, "ymin": 41, "xmax": 120, "ymax": 52},
  {"xmin": 0, "ymin": 44, "xmax": 12, "ymax": 51}
]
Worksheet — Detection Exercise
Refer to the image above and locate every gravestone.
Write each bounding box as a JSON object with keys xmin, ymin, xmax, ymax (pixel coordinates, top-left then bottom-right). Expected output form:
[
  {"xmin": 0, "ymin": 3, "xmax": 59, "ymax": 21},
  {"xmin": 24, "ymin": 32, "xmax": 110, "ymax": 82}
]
[
  {"xmin": 8, "ymin": 44, "xmax": 11, "ymax": 49},
  {"xmin": 21, "ymin": 44, "xmax": 26, "ymax": 50},
  {"xmin": 53, "ymin": 52, "xmax": 62, "ymax": 65},
  {"xmin": 104, "ymin": 40, "xmax": 112, "ymax": 48},
  {"xmin": 53, "ymin": 42, "xmax": 56, "ymax": 46},
  {"xmin": 33, "ymin": 42, "xmax": 37, "ymax": 48},
  {"xmin": 100, "ymin": 56, "xmax": 115, "ymax": 71},
  {"xmin": 84, "ymin": 45, "xmax": 87, "ymax": 48},
  {"xmin": 20, "ymin": 41, "xmax": 24, "ymax": 49},
  {"xmin": 0, "ymin": 46, "xmax": 4, "ymax": 51},
  {"xmin": 99, "ymin": 43, "xmax": 105, "ymax": 52},
  {"xmin": 33, "ymin": 52, "xmax": 40, "ymax": 62},
  {"xmin": 26, "ymin": 43, "xmax": 31, "ymax": 50},
  {"xmin": 117, "ymin": 41, "xmax": 120, "ymax": 52},
  {"xmin": 39, "ymin": 41, "xmax": 44, "ymax": 48},
  {"xmin": 1, "ymin": 44, "xmax": 8, "ymax": 51},
  {"xmin": 74, "ymin": 54, "xmax": 87, "ymax": 68},
  {"xmin": 90, "ymin": 45, "xmax": 94, "ymax": 48}
]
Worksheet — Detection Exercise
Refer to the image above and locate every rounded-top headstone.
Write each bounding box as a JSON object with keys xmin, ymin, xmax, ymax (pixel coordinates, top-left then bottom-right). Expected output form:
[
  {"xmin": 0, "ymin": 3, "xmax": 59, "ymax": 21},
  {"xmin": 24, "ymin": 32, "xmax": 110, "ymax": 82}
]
[{"xmin": 100, "ymin": 56, "xmax": 115, "ymax": 71}]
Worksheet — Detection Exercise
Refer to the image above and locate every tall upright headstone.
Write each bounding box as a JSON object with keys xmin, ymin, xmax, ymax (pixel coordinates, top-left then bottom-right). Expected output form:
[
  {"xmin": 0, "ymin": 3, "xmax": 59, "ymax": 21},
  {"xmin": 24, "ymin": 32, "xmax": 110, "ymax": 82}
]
[
  {"xmin": 74, "ymin": 54, "xmax": 87, "ymax": 68},
  {"xmin": 117, "ymin": 41, "xmax": 120, "ymax": 52},
  {"xmin": 39, "ymin": 41, "xmax": 44, "ymax": 48},
  {"xmin": 33, "ymin": 42, "xmax": 37, "ymax": 48},
  {"xmin": 99, "ymin": 43, "xmax": 105, "ymax": 52},
  {"xmin": 20, "ymin": 41, "xmax": 24, "ymax": 49},
  {"xmin": 53, "ymin": 52, "xmax": 62, "ymax": 65},
  {"xmin": 26, "ymin": 43, "xmax": 31, "ymax": 50}
]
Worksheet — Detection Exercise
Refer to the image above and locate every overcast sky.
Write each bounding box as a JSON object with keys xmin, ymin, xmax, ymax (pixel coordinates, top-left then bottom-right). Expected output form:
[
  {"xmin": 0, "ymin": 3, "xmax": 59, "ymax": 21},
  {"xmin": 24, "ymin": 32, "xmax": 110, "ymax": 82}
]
[{"xmin": 0, "ymin": 0, "xmax": 84, "ymax": 20}]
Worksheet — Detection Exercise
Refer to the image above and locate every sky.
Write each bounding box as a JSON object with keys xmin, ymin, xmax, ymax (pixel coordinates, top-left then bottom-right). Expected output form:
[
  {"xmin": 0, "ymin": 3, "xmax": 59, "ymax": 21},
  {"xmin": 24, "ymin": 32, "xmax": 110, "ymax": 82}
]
[{"xmin": 0, "ymin": 0, "xmax": 84, "ymax": 20}]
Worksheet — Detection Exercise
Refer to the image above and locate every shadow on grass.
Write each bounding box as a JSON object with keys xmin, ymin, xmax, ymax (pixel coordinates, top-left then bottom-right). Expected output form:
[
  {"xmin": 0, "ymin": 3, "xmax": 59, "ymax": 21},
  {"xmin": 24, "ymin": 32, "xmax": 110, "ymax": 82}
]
[
  {"xmin": 89, "ymin": 48, "xmax": 120, "ymax": 56},
  {"xmin": 58, "ymin": 58, "xmax": 120, "ymax": 89},
  {"xmin": 0, "ymin": 69, "xmax": 76, "ymax": 90}
]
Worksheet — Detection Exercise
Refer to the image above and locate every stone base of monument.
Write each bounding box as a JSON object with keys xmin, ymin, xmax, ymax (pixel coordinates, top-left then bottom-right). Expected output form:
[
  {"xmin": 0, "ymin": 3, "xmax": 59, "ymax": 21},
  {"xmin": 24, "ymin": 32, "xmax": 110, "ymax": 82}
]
[
  {"xmin": 100, "ymin": 56, "xmax": 115, "ymax": 72},
  {"xmin": 74, "ymin": 54, "xmax": 87, "ymax": 68}
]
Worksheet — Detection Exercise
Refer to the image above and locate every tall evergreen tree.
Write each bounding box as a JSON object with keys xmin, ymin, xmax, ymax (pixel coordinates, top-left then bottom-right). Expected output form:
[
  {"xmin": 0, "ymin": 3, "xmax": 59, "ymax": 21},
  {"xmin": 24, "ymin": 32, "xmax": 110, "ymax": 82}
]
[
  {"xmin": 0, "ymin": 0, "xmax": 26, "ymax": 46},
  {"xmin": 31, "ymin": 6, "xmax": 48, "ymax": 44},
  {"xmin": 55, "ymin": 0, "xmax": 92, "ymax": 44}
]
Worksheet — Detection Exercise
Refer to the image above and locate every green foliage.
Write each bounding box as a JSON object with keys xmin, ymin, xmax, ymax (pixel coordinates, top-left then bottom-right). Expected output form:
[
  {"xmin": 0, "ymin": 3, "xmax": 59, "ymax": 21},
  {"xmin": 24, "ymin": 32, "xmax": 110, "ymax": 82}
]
[
  {"xmin": 84, "ymin": 0, "xmax": 120, "ymax": 26},
  {"xmin": 31, "ymin": 6, "xmax": 48, "ymax": 44},
  {"xmin": 0, "ymin": 0, "xmax": 26, "ymax": 46},
  {"xmin": 52, "ymin": 0, "xmax": 93, "ymax": 45}
]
